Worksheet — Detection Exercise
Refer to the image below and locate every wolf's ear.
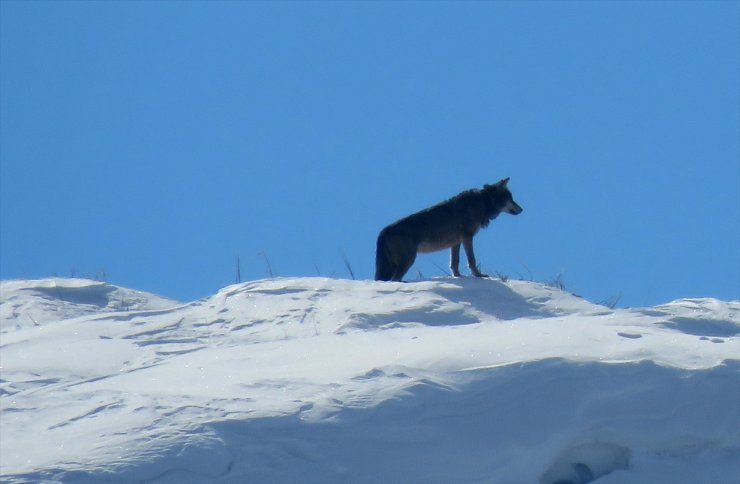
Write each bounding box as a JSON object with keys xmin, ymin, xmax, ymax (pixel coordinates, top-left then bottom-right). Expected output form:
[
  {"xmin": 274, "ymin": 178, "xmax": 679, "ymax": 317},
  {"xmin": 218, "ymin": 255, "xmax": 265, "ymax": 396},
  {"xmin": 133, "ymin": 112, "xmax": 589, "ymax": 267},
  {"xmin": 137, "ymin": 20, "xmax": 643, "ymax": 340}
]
[{"xmin": 499, "ymin": 177, "xmax": 510, "ymax": 186}]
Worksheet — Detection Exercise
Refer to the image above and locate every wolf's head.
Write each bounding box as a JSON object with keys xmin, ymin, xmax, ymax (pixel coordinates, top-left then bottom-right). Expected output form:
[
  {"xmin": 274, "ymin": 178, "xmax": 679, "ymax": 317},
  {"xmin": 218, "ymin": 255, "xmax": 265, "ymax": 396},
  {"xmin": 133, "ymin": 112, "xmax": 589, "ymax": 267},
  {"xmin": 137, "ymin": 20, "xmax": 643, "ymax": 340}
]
[{"xmin": 485, "ymin": 178, "xmax": 523, "ymax": 215}]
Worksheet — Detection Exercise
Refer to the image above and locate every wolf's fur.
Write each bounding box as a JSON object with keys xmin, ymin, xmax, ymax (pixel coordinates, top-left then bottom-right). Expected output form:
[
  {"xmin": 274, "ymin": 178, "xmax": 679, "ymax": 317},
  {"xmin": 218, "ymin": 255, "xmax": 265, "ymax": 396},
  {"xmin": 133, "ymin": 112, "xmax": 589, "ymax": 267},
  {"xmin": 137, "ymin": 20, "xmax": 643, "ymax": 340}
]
[{"xmin": 375, "ymin": 178, "xmax": 523, "ymax": 281}]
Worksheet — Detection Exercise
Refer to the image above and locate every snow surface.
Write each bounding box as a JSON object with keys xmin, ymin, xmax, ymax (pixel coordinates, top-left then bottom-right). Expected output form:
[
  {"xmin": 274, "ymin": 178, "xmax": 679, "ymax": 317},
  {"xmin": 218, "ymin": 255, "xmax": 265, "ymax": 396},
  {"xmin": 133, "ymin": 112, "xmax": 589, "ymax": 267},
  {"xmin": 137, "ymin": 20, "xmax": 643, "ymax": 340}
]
[{"xmin": 1, "ymin": 277, "xmax": 738, "ymax": 483}]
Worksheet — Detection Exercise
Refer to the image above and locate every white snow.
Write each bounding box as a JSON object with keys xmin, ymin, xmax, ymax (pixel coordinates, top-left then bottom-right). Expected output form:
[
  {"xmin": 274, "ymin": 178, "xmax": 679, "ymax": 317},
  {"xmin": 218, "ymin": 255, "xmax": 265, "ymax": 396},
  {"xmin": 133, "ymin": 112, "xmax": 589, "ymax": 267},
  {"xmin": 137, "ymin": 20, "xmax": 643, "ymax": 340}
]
[{"xmin": 1, "ymin": 277, "xmax": 738, "ymax": 483}]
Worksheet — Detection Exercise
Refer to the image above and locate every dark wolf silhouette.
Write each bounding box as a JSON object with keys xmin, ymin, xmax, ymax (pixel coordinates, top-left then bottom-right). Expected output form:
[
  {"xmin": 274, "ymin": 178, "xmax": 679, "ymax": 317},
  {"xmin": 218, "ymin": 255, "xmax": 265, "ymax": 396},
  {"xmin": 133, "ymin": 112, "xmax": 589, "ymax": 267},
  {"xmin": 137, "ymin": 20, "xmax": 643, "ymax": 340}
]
[{"xmin": 375, "ymin": 178, "xmax": 523, "ymax": 281}]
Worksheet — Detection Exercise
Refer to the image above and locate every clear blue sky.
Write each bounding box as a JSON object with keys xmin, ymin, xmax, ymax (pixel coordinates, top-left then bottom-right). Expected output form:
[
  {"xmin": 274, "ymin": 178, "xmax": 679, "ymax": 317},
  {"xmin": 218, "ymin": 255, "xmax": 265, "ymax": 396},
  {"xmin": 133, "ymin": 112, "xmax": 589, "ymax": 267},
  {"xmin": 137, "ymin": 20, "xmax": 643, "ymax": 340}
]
[{"xmin": 1, "ymin": 1, "xmax": 738, "ymax": 307}]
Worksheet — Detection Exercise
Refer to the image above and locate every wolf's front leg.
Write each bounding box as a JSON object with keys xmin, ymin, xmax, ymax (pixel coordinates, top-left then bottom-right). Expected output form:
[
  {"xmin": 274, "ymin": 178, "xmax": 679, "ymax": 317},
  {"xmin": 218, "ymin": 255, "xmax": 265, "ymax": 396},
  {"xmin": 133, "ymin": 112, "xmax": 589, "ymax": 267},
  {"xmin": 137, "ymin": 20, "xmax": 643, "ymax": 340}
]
[
  {"xmin": 462, "ymin": 236, "xmax": 488, "ymax": 277},
  {"xmin": 450, "ymin": 244, "xmax": 462, "ymax": 277}
]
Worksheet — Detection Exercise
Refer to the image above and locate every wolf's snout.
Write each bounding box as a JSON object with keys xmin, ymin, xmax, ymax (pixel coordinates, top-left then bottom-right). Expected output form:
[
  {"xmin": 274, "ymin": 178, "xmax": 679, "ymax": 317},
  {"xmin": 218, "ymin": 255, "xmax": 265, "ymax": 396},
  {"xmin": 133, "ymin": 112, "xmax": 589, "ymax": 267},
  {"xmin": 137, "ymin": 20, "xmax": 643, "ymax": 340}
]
[{"xmin": 506, "ymin": 201, "xmax": 523, "ymax": 215}]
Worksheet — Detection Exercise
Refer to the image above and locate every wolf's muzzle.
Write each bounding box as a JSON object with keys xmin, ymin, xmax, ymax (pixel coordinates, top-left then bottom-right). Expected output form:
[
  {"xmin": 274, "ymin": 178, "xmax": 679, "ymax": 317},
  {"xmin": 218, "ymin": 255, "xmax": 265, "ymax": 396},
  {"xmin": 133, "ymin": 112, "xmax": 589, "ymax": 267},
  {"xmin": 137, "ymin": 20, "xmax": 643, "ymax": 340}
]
[{"xmin": 505, "ymin": 201, "xmax": 523, "ymax": 215}]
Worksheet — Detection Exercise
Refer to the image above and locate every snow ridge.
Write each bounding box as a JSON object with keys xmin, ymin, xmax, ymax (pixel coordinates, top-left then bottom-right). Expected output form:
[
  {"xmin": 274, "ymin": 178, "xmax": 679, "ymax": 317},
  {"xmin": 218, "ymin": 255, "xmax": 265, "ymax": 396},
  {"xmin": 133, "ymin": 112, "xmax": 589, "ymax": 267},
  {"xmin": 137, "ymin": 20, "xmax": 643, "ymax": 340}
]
[{"xmin": 1, "ymin": 277, "xmax": 738, "ymax": 483}]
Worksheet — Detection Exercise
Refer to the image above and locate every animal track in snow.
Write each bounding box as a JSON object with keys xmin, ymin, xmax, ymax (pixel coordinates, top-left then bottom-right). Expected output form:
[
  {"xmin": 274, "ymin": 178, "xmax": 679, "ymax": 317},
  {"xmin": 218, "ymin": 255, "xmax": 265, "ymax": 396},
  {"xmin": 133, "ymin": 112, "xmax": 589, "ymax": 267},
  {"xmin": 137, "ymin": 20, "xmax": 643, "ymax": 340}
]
[{"xmin": 540, "ymin": 442, "xmax": 630, "ymax": 484}]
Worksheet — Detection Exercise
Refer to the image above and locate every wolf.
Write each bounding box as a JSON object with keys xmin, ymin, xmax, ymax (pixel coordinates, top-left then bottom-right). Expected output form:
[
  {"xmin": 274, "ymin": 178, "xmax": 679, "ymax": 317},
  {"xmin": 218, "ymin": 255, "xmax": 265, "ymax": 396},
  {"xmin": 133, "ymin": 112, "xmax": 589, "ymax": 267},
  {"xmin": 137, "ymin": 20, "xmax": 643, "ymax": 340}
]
[{"xmin": 375, "ymin": 178, "xmax": 523, "ymax": 281}]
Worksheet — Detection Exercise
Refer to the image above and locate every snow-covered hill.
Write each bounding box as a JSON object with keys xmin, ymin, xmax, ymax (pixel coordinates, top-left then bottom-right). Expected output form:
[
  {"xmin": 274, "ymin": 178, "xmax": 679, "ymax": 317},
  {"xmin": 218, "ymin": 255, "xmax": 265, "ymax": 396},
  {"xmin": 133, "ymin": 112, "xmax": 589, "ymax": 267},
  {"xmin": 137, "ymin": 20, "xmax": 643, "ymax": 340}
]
[
  {"xmin": 0, "ymin": 278, "xmax": 179, "ymax": 330},
  {"xmin": 1, "ymin": 277, "xmax": 738, "ymax": 483}
]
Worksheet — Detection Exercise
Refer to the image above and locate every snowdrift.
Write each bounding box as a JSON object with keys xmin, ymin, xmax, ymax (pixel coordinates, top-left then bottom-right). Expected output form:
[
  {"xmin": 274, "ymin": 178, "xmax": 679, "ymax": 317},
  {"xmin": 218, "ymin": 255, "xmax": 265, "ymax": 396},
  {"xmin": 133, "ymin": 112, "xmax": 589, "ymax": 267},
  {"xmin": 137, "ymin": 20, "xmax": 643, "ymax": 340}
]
[{"xmin": 1, "ymin": 277, "xmax": 738, "ymax": 483}]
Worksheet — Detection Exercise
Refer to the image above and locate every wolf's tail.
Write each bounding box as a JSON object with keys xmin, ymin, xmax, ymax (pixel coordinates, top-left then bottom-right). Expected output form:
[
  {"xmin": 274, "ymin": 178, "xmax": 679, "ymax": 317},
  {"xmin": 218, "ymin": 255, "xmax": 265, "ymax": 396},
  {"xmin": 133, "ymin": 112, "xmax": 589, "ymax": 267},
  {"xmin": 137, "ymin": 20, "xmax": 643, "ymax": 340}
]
[{"xmin": 375, "ymin": 231, "xmax": 395, "ymax": 281}]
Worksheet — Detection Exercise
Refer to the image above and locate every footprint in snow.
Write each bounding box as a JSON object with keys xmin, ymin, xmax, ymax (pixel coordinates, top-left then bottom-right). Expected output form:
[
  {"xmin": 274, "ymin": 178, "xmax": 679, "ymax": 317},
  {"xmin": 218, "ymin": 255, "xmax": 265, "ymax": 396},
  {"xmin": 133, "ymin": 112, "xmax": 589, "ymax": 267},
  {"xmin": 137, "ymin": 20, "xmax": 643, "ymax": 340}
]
[
  {"xmin": 617, "ymin": 332, "xmax": 642, "ymax": 339},
  {"xmin": 540, "ymin": 442, "xmax": 630, "ymax": 484}
]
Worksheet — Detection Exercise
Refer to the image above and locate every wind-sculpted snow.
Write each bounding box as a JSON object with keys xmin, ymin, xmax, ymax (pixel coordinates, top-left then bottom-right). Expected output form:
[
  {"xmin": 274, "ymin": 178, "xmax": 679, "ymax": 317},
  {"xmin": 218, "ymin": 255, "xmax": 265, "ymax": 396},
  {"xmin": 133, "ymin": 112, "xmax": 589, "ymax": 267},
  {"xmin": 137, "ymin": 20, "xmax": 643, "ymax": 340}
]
[
  {"xmin": 0, "ymin": 279, "xmax": 180, "ymax": 332},
  {"xmin": 0, "ymin": 277, "xmax": 738, "ymax": 483}
]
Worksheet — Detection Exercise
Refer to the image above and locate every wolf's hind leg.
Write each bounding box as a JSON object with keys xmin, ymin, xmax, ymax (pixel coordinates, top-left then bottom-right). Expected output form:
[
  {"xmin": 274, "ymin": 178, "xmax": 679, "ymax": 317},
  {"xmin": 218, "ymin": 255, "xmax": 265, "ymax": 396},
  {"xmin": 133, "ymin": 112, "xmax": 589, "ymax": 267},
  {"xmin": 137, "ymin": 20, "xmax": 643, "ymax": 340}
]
[
  {"xmin": 375, "ymin": 232, "xmax": 397, "ymax": 281},
  {"xmin": 392, "ymin": 251, "xmax": 416, "ymax": 281},
  {"xmin": 375, "ymin": 263, "xmax": 395, "ymax": 282}
]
